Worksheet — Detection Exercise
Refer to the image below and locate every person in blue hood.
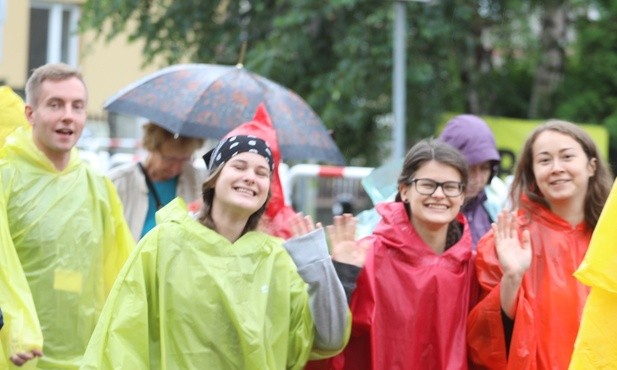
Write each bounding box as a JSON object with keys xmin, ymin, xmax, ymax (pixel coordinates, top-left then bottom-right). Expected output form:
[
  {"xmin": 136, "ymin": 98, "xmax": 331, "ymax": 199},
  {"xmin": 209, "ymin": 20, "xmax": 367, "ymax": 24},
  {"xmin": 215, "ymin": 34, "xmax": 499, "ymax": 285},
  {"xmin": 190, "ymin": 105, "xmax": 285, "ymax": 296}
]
[{"xmin": 439, "ymin": 114, "xmax": 505, "ymax": 247}]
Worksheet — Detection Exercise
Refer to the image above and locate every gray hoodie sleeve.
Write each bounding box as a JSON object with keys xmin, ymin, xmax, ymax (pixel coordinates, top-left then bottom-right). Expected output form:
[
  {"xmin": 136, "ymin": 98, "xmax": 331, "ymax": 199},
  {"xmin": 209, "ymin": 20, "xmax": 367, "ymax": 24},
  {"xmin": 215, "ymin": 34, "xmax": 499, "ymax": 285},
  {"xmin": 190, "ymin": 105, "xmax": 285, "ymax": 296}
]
[
  {"xmin": 332, "ymin": 261, "xmax": 362, "ymax": 304},
  {"xmin": 283, "ymin": 228, "xmax": 349, "ymax": 351}
]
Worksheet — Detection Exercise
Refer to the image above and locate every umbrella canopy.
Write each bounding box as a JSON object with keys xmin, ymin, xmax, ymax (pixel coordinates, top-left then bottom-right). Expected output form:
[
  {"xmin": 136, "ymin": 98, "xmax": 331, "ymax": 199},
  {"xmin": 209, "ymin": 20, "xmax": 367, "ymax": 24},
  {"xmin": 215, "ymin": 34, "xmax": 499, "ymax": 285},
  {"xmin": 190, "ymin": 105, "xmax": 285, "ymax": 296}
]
[{"xmin": 105, "ymin": 63, "xmax": 345, "ymax": 165}]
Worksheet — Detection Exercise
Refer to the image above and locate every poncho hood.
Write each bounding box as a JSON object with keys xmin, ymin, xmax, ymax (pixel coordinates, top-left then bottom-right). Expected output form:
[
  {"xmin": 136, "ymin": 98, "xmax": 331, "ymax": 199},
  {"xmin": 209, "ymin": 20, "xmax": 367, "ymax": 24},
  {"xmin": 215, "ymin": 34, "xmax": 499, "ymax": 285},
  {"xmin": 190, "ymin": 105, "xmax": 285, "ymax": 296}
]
[
  {"xmin": 2, "ymin": 126, "xmax": 82, "ymax": 173},
  {"xmin": 224, "ymin": 104, "xmax": 296, "ymax": 239},
  {"xmin": 439, "ymin": 115, "xmax": 500, "ymax": 166}
]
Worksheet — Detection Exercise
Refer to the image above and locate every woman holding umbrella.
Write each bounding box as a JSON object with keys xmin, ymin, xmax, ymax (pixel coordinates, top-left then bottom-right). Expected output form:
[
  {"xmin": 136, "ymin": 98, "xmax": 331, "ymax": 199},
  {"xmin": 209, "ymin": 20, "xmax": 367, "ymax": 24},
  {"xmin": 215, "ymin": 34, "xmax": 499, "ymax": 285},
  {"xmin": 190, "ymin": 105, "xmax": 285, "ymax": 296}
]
[{"xmin": 82, "ymin": 133, "xmax": 350, "ymax": 369}]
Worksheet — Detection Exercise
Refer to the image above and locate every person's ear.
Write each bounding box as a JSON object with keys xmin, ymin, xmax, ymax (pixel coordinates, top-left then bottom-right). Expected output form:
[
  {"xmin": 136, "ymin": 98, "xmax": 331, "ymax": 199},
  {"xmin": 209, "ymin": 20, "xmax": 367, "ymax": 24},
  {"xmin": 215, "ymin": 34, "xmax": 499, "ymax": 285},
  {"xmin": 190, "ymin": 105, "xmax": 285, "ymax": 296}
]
[
  {"xmin": 24, "ymin": 105, "xmax": 35, "ymax": 126},
  {"xmin": 588, "ymin": 157, "xmax": 597, "ymax": 177},
  {"xmin": 398, "ymin": 183, "xmax": 409, "ymax": 202}
]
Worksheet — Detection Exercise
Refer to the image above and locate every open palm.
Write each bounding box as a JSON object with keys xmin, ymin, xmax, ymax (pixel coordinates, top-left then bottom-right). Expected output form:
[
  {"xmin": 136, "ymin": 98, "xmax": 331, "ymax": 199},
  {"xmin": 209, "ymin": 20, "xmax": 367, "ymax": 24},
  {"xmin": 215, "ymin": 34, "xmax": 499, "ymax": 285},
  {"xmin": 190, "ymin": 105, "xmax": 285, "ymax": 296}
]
[
  {"xmin": 327, "ymin": 214, "xmax": 369, "ymax": 267},
  {"xmin": 290, "ymin": 213, "xmax": 322, "ymax": 237},
  {"xmin": 493, "ymin": 210, "xmax": 532, "ymax": 277}
]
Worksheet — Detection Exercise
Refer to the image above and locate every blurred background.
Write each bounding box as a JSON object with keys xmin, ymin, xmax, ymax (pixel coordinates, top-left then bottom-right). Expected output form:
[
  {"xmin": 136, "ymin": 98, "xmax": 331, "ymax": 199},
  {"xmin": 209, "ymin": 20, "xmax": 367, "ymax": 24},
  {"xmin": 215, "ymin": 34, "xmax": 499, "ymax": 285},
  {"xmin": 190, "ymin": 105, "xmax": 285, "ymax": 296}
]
[{"xmin": 2, "ymin": 0, "xmax": 616, "ymax": 223}]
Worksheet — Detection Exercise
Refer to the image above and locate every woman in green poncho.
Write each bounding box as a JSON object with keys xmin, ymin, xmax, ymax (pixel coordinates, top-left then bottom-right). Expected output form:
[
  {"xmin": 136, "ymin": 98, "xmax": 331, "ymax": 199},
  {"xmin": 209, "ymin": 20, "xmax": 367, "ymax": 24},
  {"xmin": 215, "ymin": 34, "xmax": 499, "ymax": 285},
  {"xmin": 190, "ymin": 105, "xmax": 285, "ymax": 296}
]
[{"xmin": 83, "ymin": 134, "xmax": 349, "ymax": 370}]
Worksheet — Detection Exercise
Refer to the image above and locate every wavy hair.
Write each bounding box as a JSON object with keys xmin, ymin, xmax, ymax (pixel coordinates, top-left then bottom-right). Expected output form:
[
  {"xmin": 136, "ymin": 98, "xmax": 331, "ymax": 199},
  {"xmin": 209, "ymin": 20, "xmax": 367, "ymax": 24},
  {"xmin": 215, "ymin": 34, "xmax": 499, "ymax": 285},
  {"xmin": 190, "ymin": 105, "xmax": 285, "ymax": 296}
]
[{"xmin": 509, "ymin": 119, "xmax": 613, "ymax": 228}]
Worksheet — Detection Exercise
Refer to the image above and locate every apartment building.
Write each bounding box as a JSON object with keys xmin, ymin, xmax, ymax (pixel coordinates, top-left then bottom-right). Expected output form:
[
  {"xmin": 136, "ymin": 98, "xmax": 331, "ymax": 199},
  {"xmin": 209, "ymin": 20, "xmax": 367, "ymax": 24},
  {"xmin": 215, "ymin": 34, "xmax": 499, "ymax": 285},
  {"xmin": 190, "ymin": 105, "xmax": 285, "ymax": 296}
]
[{"xmin": 0, "ymin": 0, "xmax": 162, "ymax": 129}]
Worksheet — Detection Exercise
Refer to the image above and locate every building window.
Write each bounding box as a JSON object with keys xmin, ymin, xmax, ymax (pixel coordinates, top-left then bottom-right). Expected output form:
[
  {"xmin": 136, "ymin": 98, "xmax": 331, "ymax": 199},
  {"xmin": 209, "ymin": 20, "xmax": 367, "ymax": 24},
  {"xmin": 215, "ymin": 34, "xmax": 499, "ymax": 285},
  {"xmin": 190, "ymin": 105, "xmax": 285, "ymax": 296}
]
[{"xmin": 27, "ymin": 2, "xmax": 80, "ymax": 77}]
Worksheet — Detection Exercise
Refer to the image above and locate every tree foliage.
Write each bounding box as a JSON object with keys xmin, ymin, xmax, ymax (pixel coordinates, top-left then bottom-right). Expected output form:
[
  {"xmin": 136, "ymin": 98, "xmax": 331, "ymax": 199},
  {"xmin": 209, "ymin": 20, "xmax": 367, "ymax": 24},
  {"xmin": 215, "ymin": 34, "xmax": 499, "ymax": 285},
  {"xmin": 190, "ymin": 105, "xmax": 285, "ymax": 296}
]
[
  {"xmin": 555, "ymin": 0, "xmax": 617, "ymax": 171},
  {"xmin": 80, "ymin": 0, "xmax": 616, "ymax": 167}
]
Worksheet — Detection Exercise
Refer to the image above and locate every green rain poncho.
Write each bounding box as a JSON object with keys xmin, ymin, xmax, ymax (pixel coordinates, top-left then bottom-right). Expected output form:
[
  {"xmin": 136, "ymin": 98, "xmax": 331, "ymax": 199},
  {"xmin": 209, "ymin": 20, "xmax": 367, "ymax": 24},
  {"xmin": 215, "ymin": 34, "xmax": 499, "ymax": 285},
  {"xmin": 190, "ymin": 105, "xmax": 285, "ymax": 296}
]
[
  {"xmin": 83, "ymin": 198, "xmax": 335, "ymax": 370},
  {"xmin": 0, "ymin": 128, "xmax": 134, "ymax": 369}
]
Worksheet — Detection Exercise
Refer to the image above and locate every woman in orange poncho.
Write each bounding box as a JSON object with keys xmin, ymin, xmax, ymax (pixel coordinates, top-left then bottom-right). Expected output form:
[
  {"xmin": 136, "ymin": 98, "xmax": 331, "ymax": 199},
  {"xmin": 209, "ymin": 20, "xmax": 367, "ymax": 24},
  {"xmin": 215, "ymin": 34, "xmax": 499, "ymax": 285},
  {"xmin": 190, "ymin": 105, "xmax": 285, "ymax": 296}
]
[{"xmin": 467, "ymin": 120, "xmax": 613, "ymax": 369}]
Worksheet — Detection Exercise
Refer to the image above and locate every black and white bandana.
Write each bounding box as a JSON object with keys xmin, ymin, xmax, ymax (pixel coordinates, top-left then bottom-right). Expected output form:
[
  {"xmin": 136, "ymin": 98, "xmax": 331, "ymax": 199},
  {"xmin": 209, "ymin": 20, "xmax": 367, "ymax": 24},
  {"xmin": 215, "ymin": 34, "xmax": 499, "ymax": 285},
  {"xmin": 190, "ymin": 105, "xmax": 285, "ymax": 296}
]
[{"xmin": 203, "ymin": 135, "xmax": 274, "ymax": 173}]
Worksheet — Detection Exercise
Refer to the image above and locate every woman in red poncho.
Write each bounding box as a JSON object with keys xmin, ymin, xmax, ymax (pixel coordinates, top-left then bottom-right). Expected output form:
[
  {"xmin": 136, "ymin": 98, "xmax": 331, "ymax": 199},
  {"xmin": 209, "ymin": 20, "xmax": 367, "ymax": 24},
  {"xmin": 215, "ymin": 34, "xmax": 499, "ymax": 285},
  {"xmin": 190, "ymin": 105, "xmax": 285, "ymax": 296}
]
[
  {"xmin": 467, "ymin": 120, "xmax": 613, "ymax": 369},
  {"xmin": 327, "ymin": 138, "xmax": 478, "ymax": 369}
]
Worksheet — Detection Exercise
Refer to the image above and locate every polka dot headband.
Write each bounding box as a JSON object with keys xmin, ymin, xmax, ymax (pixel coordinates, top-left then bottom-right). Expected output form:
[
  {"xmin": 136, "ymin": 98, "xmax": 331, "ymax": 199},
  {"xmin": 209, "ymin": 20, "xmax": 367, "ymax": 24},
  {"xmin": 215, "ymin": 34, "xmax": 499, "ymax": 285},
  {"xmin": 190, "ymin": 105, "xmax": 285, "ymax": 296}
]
[{"xmin": 203, "ymin": 135, "xmax": 274, "ymax": 173}]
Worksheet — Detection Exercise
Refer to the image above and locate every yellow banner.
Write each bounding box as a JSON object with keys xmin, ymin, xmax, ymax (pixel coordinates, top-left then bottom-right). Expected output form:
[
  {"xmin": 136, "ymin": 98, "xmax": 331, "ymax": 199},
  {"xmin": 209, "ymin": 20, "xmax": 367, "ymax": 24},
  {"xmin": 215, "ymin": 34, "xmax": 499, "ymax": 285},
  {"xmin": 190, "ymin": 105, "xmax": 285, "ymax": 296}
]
[{"xmin": 437, "ymin": 114, "xmax": 609, "ymax": 176}]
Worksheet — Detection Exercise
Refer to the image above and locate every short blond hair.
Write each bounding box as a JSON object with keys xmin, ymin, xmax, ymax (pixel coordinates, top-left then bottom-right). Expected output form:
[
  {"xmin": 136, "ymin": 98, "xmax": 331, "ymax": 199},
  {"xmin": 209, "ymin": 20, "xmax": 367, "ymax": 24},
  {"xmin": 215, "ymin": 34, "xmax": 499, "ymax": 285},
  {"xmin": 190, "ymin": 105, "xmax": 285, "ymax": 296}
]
[{"xmin": 25, "ymin": 63, "xmax": 86, "ymax": 106}]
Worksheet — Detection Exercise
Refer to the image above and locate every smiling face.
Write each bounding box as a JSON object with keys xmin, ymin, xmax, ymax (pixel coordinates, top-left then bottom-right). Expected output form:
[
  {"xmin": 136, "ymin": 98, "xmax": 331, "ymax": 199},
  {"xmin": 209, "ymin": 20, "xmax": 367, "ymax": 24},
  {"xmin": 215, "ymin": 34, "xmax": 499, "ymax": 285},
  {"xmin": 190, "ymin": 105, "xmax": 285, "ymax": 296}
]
[
  {"xmin": 532, "ymin": 130, "xmax": 596, "ymax": 210},
  {"xmin": 212, "ymin": 152, "xmax": 271, "ymax": 219},
  {"xmin": 25, "ymin": 76, "xmax": 87, "ymax": 168},
  {"xmin": 398, "ymin": 160, "xmax": 465, "ymax": 231}
]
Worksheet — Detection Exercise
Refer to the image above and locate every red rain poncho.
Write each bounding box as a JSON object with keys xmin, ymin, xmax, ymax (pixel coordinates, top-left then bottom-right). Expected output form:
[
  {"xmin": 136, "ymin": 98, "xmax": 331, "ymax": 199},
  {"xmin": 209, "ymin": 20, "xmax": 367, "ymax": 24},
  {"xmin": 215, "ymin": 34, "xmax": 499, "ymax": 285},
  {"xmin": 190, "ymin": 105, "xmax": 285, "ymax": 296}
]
[
  {"xmin": 224, "ymin": 104, "xmax": 296, "ymax": 239},
  {"xmin": 467, "ymin": 197, "xmax": 592, "ymax": 369},
  {"xmin": 330, "ymin": 202, "xmax": 477, "ymax": 369}
]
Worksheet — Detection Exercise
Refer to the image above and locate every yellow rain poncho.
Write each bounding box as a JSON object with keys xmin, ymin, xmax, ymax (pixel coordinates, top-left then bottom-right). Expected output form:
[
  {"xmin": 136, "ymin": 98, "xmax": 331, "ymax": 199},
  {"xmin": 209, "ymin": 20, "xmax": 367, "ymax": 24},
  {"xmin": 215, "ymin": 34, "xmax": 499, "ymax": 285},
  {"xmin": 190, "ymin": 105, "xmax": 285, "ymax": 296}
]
[
  {"xmin": 0, "ymin": 86, "xmax": 29, "ymax": 147},
  {"xmin": 83, "ymin": 198, "xmax": 330, "ymax": 370},
  {"xmin": 0, "ymin": 128, "xmax": 134, "ymax": 369},
  {"xmin": 569, "ymin": 180, "xmax": 617, "ymax": 369}
]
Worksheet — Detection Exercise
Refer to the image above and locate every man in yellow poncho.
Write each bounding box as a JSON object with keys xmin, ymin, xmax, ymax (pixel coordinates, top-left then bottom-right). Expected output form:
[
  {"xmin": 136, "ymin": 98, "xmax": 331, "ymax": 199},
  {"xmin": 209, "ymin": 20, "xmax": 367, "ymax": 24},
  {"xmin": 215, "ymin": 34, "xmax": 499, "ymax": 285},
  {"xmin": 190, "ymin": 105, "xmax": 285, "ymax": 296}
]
[
  {"xmin": 0, "ymin": 85, "xmax": 30, "ymax": 147},
  {"xmin": 0, "ymin": 63, "xmax": 134, "ymax": 369},
  {"xmin": 569, "ymin": 179, "xmax": 617, "ymax": 369}
]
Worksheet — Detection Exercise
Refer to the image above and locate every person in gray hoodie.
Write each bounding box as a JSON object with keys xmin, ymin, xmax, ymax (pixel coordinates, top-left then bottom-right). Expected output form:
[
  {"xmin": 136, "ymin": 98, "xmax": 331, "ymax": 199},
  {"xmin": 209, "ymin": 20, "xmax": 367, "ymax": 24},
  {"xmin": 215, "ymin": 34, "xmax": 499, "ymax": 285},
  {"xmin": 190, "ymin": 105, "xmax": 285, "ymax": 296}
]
[{"xmin": 439, "ymin": 114, "xmax": 504, "ymax": 247}]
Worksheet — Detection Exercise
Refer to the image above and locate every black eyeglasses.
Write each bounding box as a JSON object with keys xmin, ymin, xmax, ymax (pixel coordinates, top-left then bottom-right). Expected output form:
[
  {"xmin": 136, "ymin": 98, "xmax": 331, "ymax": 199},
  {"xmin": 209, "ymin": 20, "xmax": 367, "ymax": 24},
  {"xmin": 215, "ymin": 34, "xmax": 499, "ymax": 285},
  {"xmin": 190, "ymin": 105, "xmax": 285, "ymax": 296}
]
[{"xmin": 409, "ymin": 178, "xmax": 465, "ymax": 197}]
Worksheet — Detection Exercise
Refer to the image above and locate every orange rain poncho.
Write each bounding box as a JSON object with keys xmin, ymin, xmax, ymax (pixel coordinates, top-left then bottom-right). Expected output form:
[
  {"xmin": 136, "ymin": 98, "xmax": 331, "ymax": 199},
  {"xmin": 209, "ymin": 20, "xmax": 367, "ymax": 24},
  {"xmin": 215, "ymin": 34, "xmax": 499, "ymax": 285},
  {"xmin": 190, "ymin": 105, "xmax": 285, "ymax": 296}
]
[
  {"xmin": 569, "ymin": 180, "xmax": 617, "ymax": 369},
  {"xmin": 468, "ymin": 197, "xmax": 592, "ymax": 369}
]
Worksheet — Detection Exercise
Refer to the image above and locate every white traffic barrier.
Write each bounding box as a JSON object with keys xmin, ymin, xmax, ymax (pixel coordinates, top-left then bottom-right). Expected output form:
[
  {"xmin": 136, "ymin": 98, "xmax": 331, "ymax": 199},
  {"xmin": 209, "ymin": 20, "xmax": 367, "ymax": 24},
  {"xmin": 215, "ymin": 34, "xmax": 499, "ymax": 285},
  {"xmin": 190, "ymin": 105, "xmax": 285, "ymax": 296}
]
[
  {"xmin": 77, "ymin": 137, "xmax": 143, "ymax": 172},
  {"xmin": 78, "ymin": 137, "xmax": 142, "ymax": 152},
  {"xmin": 282, "ymin": 163, "xmax": 374, "ymax": 205}
]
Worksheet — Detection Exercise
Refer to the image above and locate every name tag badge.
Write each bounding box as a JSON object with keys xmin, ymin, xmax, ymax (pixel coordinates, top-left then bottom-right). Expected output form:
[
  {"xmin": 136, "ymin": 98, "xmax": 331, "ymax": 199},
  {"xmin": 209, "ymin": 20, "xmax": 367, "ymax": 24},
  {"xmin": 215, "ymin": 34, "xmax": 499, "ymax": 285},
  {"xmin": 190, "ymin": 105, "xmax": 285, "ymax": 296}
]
[{"xmin": 53, "ymin": 270, "xmax": 83, "ymax": 293}]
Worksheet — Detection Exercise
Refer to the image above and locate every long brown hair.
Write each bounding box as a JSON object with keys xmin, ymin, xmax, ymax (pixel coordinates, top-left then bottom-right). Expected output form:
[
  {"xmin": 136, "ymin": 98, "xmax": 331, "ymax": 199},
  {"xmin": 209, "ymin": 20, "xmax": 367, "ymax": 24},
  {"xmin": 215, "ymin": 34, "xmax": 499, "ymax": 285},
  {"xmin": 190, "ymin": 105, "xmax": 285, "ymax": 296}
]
[{"xmin": 509, "ymin": 119, "xmax": 613, "ymax": 228}]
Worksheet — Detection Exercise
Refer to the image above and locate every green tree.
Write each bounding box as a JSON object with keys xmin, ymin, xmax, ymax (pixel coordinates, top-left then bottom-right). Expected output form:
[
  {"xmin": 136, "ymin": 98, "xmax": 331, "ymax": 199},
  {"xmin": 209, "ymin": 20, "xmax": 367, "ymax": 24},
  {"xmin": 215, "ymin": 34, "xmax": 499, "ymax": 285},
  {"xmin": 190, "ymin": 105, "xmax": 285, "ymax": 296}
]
[
  {"xmin": 81, "ymin": 0, "xmax": 398, "ymax": 165},
  {"xmin": 81, "ymin": 0, "xmax": 598, "ymax": 165},
  {"xmin": 555, "ymin": 0, "xmax": 617, "ymax": 172}
]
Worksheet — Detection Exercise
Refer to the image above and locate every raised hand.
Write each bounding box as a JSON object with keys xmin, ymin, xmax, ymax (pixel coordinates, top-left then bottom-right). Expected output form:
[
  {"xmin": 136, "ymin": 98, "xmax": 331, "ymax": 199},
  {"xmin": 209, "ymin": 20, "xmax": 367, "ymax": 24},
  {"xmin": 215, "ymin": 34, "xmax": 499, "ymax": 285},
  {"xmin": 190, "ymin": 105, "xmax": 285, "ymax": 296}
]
[
  {"xmin": 290, "ymin": 213, "xmax": 322, "ymax": 238},
  {"xmin": 493, "ymin": 209, "xmax": 532, "ymax": 318},
  {"xmin": 327, "ymin": 214, "xmax": 368, "ymax": 267},
  {"xmin": 493, "ymin": 210, "xmax": 532, "ymax": 277}
]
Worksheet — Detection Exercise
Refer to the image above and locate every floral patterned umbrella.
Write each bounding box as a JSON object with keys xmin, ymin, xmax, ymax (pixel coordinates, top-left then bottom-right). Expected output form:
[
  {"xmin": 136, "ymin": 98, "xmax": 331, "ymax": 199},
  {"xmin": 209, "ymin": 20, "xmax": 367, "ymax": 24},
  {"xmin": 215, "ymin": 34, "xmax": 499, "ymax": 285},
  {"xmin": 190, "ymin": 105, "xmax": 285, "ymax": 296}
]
[{"xmin": 104, "ymin": 63, "xmax": 345, "ymax": 165}]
